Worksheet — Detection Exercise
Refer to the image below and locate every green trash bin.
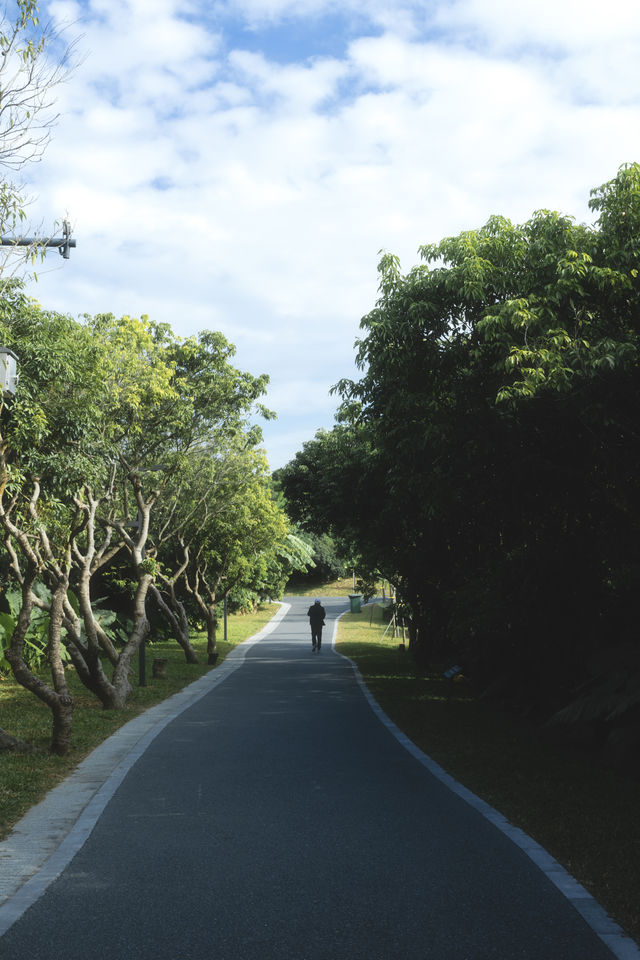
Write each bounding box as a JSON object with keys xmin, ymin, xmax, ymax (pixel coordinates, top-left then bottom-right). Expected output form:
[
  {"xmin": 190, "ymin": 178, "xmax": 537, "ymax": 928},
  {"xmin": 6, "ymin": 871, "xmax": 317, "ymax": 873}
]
[{"xmin": 349, "ymin": 594, "xmax": 362, "ymax": 613}]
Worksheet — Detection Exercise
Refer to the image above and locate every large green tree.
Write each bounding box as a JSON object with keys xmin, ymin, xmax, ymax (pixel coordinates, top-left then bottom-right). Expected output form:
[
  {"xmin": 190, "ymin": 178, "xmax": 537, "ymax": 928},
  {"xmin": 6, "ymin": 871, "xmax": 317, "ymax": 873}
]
[
  {"xmin": 70, "ymin": 316, "xmax": 272, "ymax": 708},
  {"xmin": 0, "ymin": 302, "xmax": 275, "ymax": 750},
  {"xmin": 281, "ymin": 164, "xmax": 640, "ymax": 757},
  {"xmin": 178, "ymin": 446, "xmax": 290, "ymax": 658},
  {"xmin": 0, "ymin": 294, "xmax": 117, "ymax": 752}
]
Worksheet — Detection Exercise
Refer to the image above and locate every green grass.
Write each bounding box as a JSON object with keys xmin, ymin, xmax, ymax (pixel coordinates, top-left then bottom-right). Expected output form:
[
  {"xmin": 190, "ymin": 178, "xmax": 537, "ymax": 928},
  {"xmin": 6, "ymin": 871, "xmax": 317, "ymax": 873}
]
[
  {"xmin": 285, "ymin": 576, "xmax": 356, "ymax": 597},
  {"xmin": 337, "ymin": 603, "xmax": 640, "ymax": 946},
  {"xmin": 285, "ymin": 576, "xmax": 388, "ymax": 597},
  {"xmin": 0, "ymin": 602, "xmax": 278, "ymax": 840}
]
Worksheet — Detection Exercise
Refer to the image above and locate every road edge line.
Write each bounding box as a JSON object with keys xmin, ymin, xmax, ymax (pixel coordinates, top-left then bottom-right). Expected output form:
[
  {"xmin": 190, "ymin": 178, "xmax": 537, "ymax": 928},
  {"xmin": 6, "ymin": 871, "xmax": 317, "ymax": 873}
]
[{"xmin": 330, "ymin": 609, "xmax": 640, "ymax": 960}]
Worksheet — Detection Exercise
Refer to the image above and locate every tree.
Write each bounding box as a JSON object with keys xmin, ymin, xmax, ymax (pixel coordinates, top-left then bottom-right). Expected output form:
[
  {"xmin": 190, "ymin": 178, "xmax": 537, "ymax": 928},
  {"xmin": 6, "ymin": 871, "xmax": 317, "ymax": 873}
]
[
  {"xmin": 0, "ymin": 303, "xmax": 275, "ymax": 747},
  {"xmin": 0, "ymin": 1, "xmax": 69, "ymax": 170},
  {"xmin": 275, "ymin": 423, "xmax": 382, "ymax": 582},
  {"xmin": 0, "ymin": 296, "xmax": 116, "ymax": 752},
  {"xmin": 282, "ymin": 531, "xmax": 346, "ymax": 585},
  {"xmin": 0, "ymin": 0, "xmax": 80, "ymax": 753},
  {"xmin": 54, "ymin": 316, "xmax": 272, "ymax": 707},
  {"xmin": 147, "ymin": 442, "xmax": 256, "ymax": 665},
  {"xmin": 181, "ymin": 446, "xmax": 290, "ymax": 659},
  {"xmin": 282, "ymin": 164, "xmax": 640, "ymax": 760}
]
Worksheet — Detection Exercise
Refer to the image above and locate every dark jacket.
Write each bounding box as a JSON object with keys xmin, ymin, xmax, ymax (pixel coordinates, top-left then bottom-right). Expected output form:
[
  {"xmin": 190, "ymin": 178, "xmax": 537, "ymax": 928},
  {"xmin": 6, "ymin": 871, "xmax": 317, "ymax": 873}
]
[{"xmin": 307, "ymin": 603, "xmax": 326, "ymax": 625}]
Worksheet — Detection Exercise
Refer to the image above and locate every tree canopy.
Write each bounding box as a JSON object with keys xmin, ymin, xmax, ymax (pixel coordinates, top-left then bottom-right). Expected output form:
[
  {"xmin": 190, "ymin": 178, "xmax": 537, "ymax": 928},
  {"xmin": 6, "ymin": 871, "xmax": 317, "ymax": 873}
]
[
  {"xmin": 279, "ymin": 163, "xmax": 640, "ymax": 767},
  {"xmin": 0, "ymin": 299, "xmax": 291, "ymax": 753}
]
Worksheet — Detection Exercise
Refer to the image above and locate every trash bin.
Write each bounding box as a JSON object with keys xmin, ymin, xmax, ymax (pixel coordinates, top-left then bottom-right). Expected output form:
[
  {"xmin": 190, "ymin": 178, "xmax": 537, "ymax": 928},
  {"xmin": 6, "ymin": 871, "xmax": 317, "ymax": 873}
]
[{"xmin": 349, "ymin": 594, "xmax": 362, "ymax": 613}]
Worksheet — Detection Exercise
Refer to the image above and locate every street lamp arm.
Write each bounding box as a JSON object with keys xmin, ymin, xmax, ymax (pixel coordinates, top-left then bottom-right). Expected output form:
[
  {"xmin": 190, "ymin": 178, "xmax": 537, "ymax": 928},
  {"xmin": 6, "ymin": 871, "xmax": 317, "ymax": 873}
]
[{"xmin": 1, "ymin": 219, "xmax": 77, "ymax": 258}]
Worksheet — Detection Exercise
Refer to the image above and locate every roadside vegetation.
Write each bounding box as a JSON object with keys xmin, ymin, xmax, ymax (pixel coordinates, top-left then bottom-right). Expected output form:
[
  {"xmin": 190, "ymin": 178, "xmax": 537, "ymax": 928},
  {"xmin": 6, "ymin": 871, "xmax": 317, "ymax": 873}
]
[
  {"xmin": 0, "ymin": 603, "xmax": 277, "ymax": 840},
  {"xmin": 337, "ymin": 602, "xmax": 640, "ymax": 946},
  {"xmin": 277, "ymin": 164, "xmax": 640, "ymax": 778},
  {"xmin": 285, "ymin": 576, "xmax": 360, "ymax": 597}
]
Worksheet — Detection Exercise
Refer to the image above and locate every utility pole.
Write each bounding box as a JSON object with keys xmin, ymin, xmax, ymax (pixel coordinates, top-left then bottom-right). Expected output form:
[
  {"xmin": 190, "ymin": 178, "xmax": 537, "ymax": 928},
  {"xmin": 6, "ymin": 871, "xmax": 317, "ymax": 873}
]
[
  {"xmin": 0, "ymin": 219, "xmax": 77, "ymax": 395},
  {"xmin": 1, "ymin": 218, "xmax": 76, "ymax": 259}
]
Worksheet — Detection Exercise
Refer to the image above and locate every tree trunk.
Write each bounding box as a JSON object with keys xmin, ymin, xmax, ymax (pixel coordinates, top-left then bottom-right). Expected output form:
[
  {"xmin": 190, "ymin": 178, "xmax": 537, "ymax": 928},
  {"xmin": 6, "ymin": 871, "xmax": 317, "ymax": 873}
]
[
  {"xmin": 5, "ymin": 567, "xmax": 74, "ymax": 756},
  {"xmin": 110, "ymin": 570, "xmax": 153, "ymax": 706},
  {"xmin": 206, "ymin": 606, "xmax": 218, "ymax": 660},
  {"xmin": 185, "ymin": 570, "xmax": 218, "ymax": 664},
  {"xmin": 69, "ymin": 569, "xmax": 152, "ymax": 710},
  {"xmin": 70, "ymin": 579, "xmax": 121, "ymax": 708},
  {"xmin": 177, "ymin": 599, "xmax": 198, "ymax": 662},
  {"xmin": 405, "ymin": 581, "xmax": 431, "ymax": 667},
  {"xmin": 47, "ymin": 576, "xmax": 74, "ymax": 756},
  {"xmin": 150, "ymin": 583, "xmax": 199, "ymax": 664},
  {"xmin": 50, "ymin": 697, "xmax": 74, "ymax": 756}
]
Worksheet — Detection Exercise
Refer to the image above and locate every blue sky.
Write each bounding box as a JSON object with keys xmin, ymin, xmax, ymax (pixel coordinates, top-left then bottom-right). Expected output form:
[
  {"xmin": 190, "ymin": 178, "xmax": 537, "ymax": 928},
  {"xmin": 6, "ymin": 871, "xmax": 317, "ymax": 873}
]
[
  {"xmin": 218, "ymin": 10, "xmax": 377, "ymax": 62},
  {"xmin": 18, "ymin": 0, "xmax": 640, "ymax": 468}
]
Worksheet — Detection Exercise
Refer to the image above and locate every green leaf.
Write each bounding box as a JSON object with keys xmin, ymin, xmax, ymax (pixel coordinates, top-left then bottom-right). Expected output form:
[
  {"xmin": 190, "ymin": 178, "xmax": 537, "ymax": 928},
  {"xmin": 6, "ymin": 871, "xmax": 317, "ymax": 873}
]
[{"xmin": 0, "ymin": 610, "xmax": 16, "ymax": 640}]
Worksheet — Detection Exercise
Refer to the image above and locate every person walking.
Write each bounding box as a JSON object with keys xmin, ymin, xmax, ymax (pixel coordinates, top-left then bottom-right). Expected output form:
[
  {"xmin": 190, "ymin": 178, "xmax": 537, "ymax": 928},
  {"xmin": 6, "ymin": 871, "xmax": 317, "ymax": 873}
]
[{"xmin": 307, "ymin": 599, "xmax": 326, "ymax": 652}]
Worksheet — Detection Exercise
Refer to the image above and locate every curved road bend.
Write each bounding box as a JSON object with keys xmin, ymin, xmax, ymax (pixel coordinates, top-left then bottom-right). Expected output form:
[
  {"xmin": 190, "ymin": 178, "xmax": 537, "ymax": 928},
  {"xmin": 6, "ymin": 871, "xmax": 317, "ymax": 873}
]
[{"xmin": 0, "ymin": 597, "xmax": 632, "ymax": 960}]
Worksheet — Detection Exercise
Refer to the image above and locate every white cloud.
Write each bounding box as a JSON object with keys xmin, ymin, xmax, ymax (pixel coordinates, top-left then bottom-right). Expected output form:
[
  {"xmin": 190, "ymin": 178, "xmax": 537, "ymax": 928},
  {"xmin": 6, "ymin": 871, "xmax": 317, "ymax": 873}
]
[
  {"xmin": 439, "ymin": 0, "xmax": 640, "ymax": 49},
  {"xmin": 229, "ymin": 50, "xmax": 347, "ymax": 108},
  {"xmin": 18, "ymin": 0, "xmax": 640, "ymax": 469}
]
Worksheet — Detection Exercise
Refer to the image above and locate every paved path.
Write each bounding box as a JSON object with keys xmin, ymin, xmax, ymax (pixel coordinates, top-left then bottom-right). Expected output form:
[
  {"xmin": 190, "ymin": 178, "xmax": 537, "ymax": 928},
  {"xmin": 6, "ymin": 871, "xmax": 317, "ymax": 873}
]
[{"xmin": 0, "ymin": 598, "xmax": 637, "ymax": 960}]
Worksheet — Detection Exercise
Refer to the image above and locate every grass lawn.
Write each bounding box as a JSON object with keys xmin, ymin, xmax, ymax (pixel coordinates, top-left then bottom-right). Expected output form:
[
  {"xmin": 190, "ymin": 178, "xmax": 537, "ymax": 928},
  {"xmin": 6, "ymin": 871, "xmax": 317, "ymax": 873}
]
[
  {"xmin": 285, "ymin": 576, "xmax": 389, "ymax": 598},
  {"xmin": 0, "ymin": 602, "xmax": 279, "ymax": 841},
  {"xmin": 337, "ymin": 602, "xmax": 640, "ymax": 946},
  {"xmin": 285, "ymin": 576, "xmax": 358, "ymax": 597}
]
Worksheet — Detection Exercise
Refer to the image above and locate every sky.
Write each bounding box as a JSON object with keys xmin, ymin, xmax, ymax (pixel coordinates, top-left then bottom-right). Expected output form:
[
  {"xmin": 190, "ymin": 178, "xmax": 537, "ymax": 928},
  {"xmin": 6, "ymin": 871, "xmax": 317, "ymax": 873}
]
[{"xmin": 13, "ymin": 0, "xmax": 640, "ymax": 469}]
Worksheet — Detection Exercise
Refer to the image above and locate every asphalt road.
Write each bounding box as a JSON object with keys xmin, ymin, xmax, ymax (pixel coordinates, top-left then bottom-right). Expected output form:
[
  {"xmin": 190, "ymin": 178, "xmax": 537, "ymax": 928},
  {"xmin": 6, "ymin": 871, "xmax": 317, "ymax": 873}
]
[{"xmin": 0, "ymin": 598, "xmax": 631, "ymax": 959}]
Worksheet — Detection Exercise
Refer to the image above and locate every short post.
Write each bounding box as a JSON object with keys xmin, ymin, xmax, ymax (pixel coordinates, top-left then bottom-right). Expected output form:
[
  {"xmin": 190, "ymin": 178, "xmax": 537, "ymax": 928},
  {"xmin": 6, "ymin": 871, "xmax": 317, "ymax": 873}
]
[{"xmin": 152, "ymin": 657, "xmax": 168, "ymax": 679}]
